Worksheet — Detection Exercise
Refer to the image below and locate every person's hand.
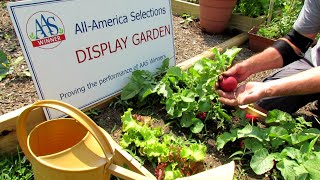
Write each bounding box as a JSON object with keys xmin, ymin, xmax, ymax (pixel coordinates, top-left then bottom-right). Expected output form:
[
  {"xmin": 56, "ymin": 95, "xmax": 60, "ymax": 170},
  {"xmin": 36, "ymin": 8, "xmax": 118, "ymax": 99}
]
[
  {"xmin": 217, "ymin": 82, "xmax": 267, "ymax": 106},
  {"xmin": 222, "ymin": 62, "xmax": 252, "ymax": 83},
  {"xmin": 215, "ymin": 62, "xmax": 253, "ymax": 90}
]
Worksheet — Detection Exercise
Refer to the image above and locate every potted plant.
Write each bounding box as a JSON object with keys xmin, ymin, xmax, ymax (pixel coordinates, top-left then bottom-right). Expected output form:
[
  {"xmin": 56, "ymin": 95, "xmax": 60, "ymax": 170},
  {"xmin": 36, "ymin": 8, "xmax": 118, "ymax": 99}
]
[
  {"xmin": 199, "ymin": 0, "xmax": 237, "ymax": 34},
  {"xmin": 248, "ymin": 26, "xmax": 276, "ymax": 52},
  {"xmin": 248, "ymin": 0, "xmax": 303, "ymax": 52},
  {"xmin": 228, "ymin": 0, "xmax": 269, "ymax": 32}
]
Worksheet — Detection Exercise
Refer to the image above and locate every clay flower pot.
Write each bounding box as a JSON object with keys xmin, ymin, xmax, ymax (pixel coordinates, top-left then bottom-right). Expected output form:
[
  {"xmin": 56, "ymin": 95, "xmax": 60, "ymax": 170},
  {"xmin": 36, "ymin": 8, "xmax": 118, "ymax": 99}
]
[{"xmin": 200, "ymin": 0, "xmax": 237, "ymax": 34}]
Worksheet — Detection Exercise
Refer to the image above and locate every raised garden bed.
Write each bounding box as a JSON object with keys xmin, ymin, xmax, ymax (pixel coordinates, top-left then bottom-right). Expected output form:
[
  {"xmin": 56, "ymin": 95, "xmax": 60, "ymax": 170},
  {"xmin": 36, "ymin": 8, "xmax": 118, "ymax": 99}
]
[
  {"xmin": 171, "ymin": 0, "xmax": 199, "ymax": 18},
  {"xmin": 0, "ymin": 32, "xmax": 249, "ymax": 179},
  {"xmin": 2, "ymin": 1, "xmax": 320, "ymax": 180},
  {"xmin": 229, "ymin": 14, "xmax": 266, "ymax": 32},
  {"xmin": 248, "ymin": 26, "xmax": 276, "ymax": 53},
  {"xmin": 171, "ymin": 0, "xmax": 266, "ymax": 32}
]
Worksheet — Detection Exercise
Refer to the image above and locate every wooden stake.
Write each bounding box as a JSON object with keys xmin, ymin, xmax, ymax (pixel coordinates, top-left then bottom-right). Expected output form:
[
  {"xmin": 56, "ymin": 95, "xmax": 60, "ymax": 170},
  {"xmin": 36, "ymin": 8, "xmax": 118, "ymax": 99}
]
[{"xmin": 177, "ymin": 32, "xmax": 248, "ymax": 70}]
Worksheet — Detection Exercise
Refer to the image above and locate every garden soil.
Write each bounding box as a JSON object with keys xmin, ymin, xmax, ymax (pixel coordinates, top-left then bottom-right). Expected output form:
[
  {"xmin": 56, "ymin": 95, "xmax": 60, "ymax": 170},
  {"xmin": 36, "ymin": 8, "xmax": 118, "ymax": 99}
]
[{"xmin": 0, "ymin": 3, "xmax": 318, "ymax": 180}]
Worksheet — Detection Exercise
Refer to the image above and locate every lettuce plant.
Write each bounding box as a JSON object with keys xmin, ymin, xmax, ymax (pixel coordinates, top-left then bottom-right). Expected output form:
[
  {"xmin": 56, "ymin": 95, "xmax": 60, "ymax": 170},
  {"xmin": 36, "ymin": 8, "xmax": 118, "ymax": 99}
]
[{"xmin": 121, "ymin": 47, "xmax": 242, "ymax": 133}]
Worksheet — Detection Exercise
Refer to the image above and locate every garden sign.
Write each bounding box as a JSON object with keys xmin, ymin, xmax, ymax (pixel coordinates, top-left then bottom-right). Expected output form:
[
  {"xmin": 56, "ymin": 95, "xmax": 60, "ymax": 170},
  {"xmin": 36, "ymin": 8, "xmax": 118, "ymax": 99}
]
[{"xmin": 7, "ymin": 0, "xmax": 175, "ymax": 119}]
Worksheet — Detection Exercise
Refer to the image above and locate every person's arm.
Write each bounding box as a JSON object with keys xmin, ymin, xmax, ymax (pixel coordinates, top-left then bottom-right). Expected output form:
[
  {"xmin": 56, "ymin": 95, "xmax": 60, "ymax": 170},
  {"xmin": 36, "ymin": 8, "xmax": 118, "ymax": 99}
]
[
  {"xmin": 239, "ymin": 47, "xmax": 284, "ymax": 74},
  {"xmin": 243, "ymin": 29, "xmax": 318, "ymax": 74},
  {"xmin": 264, "ymin": 66, "xmax": 320, "ymax": 96},
  {"xmin": 223, "ymin": 30, "xmax": 316, "ymax": 83},
  {"xmin": 221, "ymin": 47, "xmax": 283, "ymax": 83},
  {"xmin": 218, "ymin": 66, "xmax": 320, "ymax": 106}
]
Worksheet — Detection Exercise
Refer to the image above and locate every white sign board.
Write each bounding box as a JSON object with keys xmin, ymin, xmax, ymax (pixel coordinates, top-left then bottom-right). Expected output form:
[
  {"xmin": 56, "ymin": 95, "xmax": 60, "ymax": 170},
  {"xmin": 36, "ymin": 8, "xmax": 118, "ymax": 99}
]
[{"xmin": 8, "ymin": 0, "xmax": 175, "ymax": 119}]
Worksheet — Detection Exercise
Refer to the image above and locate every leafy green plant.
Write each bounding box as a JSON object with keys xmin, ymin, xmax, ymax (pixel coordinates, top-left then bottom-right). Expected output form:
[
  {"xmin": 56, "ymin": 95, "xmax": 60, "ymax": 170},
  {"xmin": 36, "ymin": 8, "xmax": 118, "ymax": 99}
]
[
  {"xmin": 0, "ymin": 50, "xmax": 30, "ymax": 81},
  {"xmin": 0, "ymin": 50, "xmax": 10, "ymax": 81},
  {"xmin": 216, "ymin": 109, "xmax": 320, "ymax": 179},
  {"xmin": 233, "ymin": 0, "xmax": 269, "ymax": 18},
  {"xmin": 0, "ymin": 150, "xmax": 33, "ymax": 180},
  {"xmin": 180, "ymin": 13, "xmax": 196, "ymax": 26},
  {"xmin": 120, "ymin": 108, "xmax": 207, "ymax": 180},
  {"xmin": 121, "ymin": 47, "xmax": 242, "ymax": 133},
  {"xmin": 257, "ymin": 0, "xmax": 303, "ymax": 39}
]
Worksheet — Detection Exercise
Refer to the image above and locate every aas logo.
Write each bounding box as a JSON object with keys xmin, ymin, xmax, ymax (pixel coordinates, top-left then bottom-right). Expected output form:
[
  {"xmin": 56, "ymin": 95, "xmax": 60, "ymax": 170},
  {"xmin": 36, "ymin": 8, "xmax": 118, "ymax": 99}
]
[{"xmin": 27, "ymin": 11, "xmax": 66, "ymax": 49}]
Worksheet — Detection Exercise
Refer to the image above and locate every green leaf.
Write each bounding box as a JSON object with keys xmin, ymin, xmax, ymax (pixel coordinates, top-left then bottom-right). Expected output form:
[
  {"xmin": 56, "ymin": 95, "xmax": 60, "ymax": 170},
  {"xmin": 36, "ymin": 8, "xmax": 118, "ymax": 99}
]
[
  {"xmin": 280, "ymin": 147, "xmax": 303, "ymax": 164},
  {"xmin": 268, "ymin": 126, "xmax": 288, "ymax": 137},
  {"xmin": 166, "ymin": 66, "xmax": 182, "ymax": 79},
  {"xmin": 250, "ymin": 148, "xmax": 275, "ymax": 175},
  {"xmin": 0, "ymin": 50, "xmax": 9, "ymax": 80},
  {"xmin": 244, "ymin": 138, "xmax": 264, "ymax": 152},
  {"xmin": 180, "ymin": 89, "xmax": 195, "ymax": 102},
  {"xmin": 268, "ymin": 126, "xmax": 288, "ymax": 148},
  {"xmin": 190, "ymin": 118, "xmax": 204, "ymax": 133},
  {"xmin": 140, "ymin": 87, "xmax": 156, "ymax": 101},
  {"xmin": 121, "ymin": 108, "xmax": 141, "ymax": 132},
  {"xmin": 144, "ymin": 142, "xmax": 168, "ymax": 157},
  {"xmin": 198, "ymin": 97, "xmax": 211, "ymax": 112},
  {"xmin": 120, "ymin": 133, "xmax": 132, "ymax": 148},
  {"xmin": 166, "ymin": 99, "xmax": 176, "ymax": 116},
  {"xmin": 156, "ymin": 81, "xmax": 172, "ymax": 98},
  {"xmin": 237, "ymin": 124, "xmax": 268, "ymax": 142},
  {"xmin": 303, "ymin": 152, "xmax": 320, "ymax": 179},
  {"xmin": 164, "ymin": 163, "xmax": 183, "ymax": 180},
  {"xmin": 222, "ymin": 48, "xmax": 242, "ymax": 63},
  {"xmin": 180, "ymin": 113, "xmax": 193, "ymax": 128},
  {"xmin": 265, "ymin": 109, "xmax": 294, "ymax": 124},
  {"xmin": 306, "ymin": 136, "xmax": 319, "ymax": 156},
  {"xmin": 229, "ymin": 150, "xmax": 245, "ymax": 159},
  {"xmin": 180, "ymin": 143, "xmax": 207, "ymax": 162},
  {"xmin": 290, "ymin": 129, "xmax": 320, "ymax": 145},
  {"xmin": 270, "ymin": 138, "xmax": 285, "ymax": 149},
  {"xmin": 157, "ymin": 57, "xmax": 169, "ymax": 73},
  {"xmin": 216, "ymin": 130, "xmax": 238, "ymax": 150},
  {"xmin": 277, "ymin": 159, "xmax": 308, "ymax": 180},
  {"xmin": 193, "ymin": 61, "xmax": 205, "ymax": 73},
  {"xmin": 121, "ymin": 70, "xmax": 151, "ymax": 100}
]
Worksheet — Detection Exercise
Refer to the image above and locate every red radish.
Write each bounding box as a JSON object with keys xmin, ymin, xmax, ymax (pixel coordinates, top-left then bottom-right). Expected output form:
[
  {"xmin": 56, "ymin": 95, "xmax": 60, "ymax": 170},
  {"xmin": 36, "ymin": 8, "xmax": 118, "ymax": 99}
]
[
  {"xmin": 219, "ymin": 76, "xmax": 238, "ymax": 92},
  {"xmin": 245, "ymin": 114, "xmax": 259, "ymax": 122},
  {"xmin": 197, "ymin": 112, "xmax": 207, "ymax": 120}
]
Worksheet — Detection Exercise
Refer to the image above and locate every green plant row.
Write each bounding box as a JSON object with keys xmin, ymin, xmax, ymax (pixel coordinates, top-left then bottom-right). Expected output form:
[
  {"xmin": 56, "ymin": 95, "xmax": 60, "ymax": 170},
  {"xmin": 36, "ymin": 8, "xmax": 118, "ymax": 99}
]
[
  {"xmin": 120, "ymin": 108, "xmax": 207, "ymax": 180},
  {"xmin": 257, "ymin": 0, "xmax": 303, "ymax": 39},
  {"xmin": 0, "ymin": 150, "xmax": 33, "ymax": 180},
  {"xmin": 217, "ymin": 109, "xmax": 320, "ymax": 179},
  {"xmin": 233, "ymin": 0, "xmax": 270, "ymax": 18},
  {"xmin": 121, "ymin": 47, "xmax": 242, "ymax": 133}
]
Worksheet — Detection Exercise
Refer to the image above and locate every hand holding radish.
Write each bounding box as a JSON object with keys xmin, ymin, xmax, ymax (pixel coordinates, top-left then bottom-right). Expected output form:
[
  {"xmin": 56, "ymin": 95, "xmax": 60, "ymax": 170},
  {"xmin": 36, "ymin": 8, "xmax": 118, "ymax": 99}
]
[
  {"xmin": 217, "ymin": 82, "xmax": 267, "ymax": 106},
  {"xmin": 215, "ymin": 61, "xmax": 254, "ymax": 91},
  {"xmin": 221, "ymin": 62, "xmax": 253, "ymax": 83}
]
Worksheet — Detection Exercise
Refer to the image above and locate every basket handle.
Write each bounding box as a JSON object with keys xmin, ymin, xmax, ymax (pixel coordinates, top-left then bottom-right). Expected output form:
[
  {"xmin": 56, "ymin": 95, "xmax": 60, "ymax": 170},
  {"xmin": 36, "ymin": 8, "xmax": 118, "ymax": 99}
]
[{"xmin": 16, "ymin": 100, "xmax": 114, "ymax": 163}]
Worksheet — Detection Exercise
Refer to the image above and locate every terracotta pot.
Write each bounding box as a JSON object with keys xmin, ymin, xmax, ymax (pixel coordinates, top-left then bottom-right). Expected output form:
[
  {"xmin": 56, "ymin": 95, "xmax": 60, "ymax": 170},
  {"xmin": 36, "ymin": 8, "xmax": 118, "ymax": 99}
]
[
  {"xmin": 248, "ymin": 27, "xmax": 276, "ymax": 52},
  {"xmin": 200, "ymin": 0, "xmax": 237, "ymax": 34}
]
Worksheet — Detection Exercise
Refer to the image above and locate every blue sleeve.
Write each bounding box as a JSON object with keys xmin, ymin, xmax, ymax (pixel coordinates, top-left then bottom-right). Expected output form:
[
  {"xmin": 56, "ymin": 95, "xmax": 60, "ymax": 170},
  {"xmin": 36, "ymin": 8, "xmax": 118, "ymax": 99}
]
[{"xmin": 293, "ymin": 0, "xmax": 320, "ymax": 34}]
